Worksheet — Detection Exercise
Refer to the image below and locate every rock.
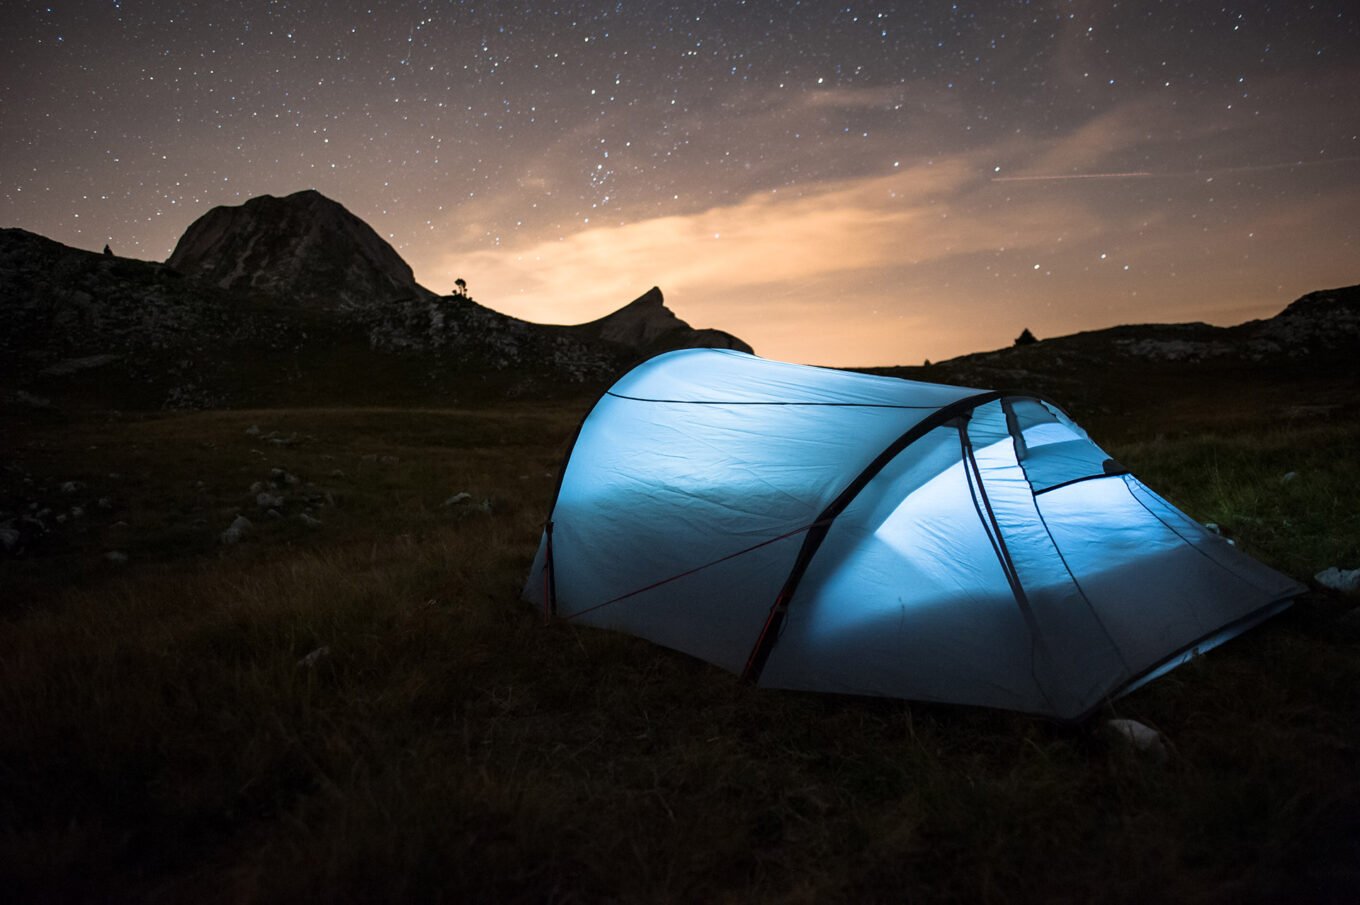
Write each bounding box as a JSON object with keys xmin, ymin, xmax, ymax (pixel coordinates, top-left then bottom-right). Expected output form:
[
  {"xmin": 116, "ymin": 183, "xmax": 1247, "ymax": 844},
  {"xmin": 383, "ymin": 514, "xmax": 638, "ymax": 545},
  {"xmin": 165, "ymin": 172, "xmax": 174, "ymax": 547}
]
[
  {"xmin": 329, "ymin": 469, "xmax": 346, "ymax": 478},
  {"xmin": 299, "ymin": 513, "xmax": 322, "ymax": 528},
  {"xmin": 1106, "ymin": 718, "xmax": 1169, "ymax": 763},
  {"xmin": 256, "ymin": 491, "xmax": 284, "ymax": 509},
  {"xmin": 244, "ymin": 424, "xmax": 261, "ymax": 436},
  {"xmin": 250, "ymin": 481, "xmax": 264, "ymax": 493},
  {"xmin": 220, "ymin": 515, "xmax": 252, "ymax": 544},
  {"xmin": 97, "ymin": 497, "xmax": 113, "ymax": 509},
  {"xmin": 443, "ymin": 492, "xmax": 472, "ymax": 507},
  {"xmin": 0, "ymin": 523, "xmax": 19, "ymax": 552},
  {"xmin": 266, "ymin": 508, "xmax": 283, "ymax": 520},
  {"xmin": 297, "ymin": 645, "xmax": 330, "ymax": 668},
  {"xmin": 70, "ymin": 507, "xmax": 84, "ymax": 519},
  {"xmin": 1315, "ymin": 567, "xmax": 1360, "ymax": 594},
  {"xmin": 1281, "ymin": 471, "xmax": 1298, "ymax": 483},
  {"xmin": 14, "ymin": 390, "xmax": 51, "ymax": 409},
  {"xmin": 104, "ymin": 551, "xmax": 128, "ymax": 565},
  {"xmin": 380, "ymin": 455, "xmax": 400, "ymax": 465},
  {"xmin": 60, "ymin": 481, "xmax": 84, "ymax": 494}
]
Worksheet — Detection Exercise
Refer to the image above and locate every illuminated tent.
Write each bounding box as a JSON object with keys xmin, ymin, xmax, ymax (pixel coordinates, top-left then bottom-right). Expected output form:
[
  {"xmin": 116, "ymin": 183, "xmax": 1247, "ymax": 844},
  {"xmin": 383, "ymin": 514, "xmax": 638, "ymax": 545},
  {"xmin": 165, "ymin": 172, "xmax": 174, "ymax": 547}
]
[{"xmin": 524, "ymin": 349, "xmax": 1303, "ymax": 720}]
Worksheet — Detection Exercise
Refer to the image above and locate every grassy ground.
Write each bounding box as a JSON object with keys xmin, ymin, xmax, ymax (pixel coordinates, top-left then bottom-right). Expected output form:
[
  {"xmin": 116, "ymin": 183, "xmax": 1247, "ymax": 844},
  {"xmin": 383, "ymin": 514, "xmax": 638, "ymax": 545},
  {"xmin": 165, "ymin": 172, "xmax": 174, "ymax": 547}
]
[{"xmin": 2, "ymin": 390, "xmax": 1358, "ymax": 903}]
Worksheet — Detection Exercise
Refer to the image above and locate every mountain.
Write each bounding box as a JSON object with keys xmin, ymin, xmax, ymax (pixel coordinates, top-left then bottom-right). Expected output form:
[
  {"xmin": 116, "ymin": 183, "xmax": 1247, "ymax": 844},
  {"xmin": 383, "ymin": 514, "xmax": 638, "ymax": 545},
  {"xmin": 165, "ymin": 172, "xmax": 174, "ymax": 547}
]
[
  {"xmin": 0, "ymin": 189, "xmax": 754, "ymax": 409},
  {"xmin": 570, "ymin": 286, "xmax": 752, "ymax": 355},
  {"xmin": 167, "ymin": 189, "xmax": 428, "ymax": 313},
  {"xmin": 869, "ymin": 284, "xmax": 1360, "ymax": 430}
]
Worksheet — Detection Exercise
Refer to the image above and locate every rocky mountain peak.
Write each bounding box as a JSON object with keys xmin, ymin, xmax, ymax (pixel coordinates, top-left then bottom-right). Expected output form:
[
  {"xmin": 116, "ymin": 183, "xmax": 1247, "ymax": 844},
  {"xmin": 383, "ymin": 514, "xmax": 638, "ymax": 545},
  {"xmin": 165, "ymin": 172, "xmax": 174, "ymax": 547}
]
[
  {"xmin": 166, "ymin": 189, "xmax": 425, "ymax": 311},
  {"xmin": 575, "ymin": 286, "xmax": 753, "ymax": 353}
]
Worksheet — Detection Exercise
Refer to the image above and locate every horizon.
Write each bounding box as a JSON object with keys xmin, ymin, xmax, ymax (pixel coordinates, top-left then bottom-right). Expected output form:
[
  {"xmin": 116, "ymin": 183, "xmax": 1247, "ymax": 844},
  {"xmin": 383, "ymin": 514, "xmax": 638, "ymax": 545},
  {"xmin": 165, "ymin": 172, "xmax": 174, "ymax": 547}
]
[{"xmin": 4, "ymin": 2, "xmax": 1358, "ymax": 367}]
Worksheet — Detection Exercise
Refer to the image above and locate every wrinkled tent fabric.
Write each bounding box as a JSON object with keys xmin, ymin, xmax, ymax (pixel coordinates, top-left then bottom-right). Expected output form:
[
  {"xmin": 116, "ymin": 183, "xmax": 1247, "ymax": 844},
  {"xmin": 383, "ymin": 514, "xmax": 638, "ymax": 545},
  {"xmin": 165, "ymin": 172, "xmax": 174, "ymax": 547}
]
[{"xmin": 523, "ymin": 349, "xmax": 1303, "ymax": 720}]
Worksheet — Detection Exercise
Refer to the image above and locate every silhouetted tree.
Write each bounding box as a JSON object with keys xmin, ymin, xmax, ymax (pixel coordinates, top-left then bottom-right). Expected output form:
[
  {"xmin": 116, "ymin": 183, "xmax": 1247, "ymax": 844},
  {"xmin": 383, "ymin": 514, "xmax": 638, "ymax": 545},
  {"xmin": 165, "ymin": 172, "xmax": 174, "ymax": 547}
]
[
  {"xmin": 1013, "ymin": 328, "xmax": 1038, "ymax": 347},
  {"xmin": 103, "ymin": 244, "xmax": 113, "ymax": 256},
  {"xmin": 453, "ymin": 278, "xmax": 467, "ymax": 297}
]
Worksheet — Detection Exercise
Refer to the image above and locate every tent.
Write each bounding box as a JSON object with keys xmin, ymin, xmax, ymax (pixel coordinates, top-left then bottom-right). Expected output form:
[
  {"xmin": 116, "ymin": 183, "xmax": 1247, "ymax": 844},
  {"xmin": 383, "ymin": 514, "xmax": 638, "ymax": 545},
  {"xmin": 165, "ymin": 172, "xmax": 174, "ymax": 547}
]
[{"xmin": 523, "ymin": 349, "xmax": 1303, "ymax": 720}]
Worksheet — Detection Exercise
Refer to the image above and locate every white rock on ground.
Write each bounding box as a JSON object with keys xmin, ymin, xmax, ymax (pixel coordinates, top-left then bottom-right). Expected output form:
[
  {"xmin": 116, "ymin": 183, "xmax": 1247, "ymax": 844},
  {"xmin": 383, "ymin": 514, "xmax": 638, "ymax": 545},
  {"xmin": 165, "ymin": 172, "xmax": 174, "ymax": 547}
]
[
  {"xmin": 1315, "ymin": 567, "xmax": 1360, "ymax": 594},
  {"xmin": 299, "ymin": 513, "xmax": 322, "ymax": 528},
  {"xmin": 1106, "ymin": 718, "xmax": 1170, "ymax": 763},
  {"xmin": 443, "ymin": 492, "xmax": 472, "ymax": 507},
  {"xmin": 297, "ymin": 646, "xmax": 330, "ymax": 668},
  {"xmin": 220, "ymin": 515, "xmax": 252, "ymax": 544}
]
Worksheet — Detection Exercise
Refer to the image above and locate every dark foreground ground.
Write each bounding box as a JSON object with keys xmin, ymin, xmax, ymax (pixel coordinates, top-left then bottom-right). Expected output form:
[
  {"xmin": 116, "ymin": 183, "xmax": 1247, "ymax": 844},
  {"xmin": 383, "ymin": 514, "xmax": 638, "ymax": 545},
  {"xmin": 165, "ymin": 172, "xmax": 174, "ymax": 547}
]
[{"xmin": 2, "ymin": 368, "xmax": 1358, "ymax": 903}]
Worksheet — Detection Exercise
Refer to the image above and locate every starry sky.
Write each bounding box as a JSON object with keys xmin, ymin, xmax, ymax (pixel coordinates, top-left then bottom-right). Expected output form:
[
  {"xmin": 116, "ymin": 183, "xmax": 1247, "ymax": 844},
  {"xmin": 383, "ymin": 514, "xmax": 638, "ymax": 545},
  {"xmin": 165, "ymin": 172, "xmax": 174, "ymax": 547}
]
[{"xmin": 4, "ymin": 1, "xmax": 1359, "ymax": 366}]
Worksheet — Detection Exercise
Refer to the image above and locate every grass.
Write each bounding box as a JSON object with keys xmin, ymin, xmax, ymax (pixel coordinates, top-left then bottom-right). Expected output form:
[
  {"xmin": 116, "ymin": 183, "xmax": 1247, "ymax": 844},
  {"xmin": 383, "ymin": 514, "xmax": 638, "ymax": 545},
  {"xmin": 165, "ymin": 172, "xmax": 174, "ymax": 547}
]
[{"xmin": 2, "ymin": 391, "xmax": 1358, "ymax": 902}]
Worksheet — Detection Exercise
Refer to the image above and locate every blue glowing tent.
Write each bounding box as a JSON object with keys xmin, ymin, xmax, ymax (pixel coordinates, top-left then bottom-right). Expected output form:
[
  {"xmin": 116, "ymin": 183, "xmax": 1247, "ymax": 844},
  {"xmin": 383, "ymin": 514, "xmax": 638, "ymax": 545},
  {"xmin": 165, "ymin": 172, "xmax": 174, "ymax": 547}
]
[{"xmin": 524, "ymin": 349, "xmax": 1303, "ymax": 720}]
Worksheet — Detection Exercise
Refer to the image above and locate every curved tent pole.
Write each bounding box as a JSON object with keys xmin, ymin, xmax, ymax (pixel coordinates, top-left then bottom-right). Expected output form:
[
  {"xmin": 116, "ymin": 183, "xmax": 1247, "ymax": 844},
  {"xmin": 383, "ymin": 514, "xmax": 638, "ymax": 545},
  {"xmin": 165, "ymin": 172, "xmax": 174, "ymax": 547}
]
[{"xmin": 740, "ymin": 390, "xmax": 1004, "ymax": 684}]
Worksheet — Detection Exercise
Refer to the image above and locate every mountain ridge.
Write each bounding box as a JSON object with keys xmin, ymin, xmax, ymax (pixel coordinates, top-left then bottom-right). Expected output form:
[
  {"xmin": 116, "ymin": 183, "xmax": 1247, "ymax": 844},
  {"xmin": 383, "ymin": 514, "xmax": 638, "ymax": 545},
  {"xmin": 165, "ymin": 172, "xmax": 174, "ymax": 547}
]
[{"xmin": 1, "ymin": 188, "xmax": 1355, "ymax": 412}]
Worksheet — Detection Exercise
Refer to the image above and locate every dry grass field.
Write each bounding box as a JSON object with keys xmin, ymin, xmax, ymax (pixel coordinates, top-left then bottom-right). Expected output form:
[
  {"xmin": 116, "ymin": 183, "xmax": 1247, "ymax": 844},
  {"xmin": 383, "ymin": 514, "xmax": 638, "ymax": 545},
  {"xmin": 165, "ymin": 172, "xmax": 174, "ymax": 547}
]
[{"xmin": 2, "ymin": 379, "xmax": 1358, "ymax": 902}]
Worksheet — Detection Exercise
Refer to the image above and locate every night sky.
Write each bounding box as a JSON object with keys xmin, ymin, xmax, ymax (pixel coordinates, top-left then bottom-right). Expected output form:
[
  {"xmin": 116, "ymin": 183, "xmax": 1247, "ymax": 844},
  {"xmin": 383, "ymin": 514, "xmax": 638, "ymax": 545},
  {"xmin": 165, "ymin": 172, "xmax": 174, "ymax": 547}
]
[{"xmin": 5, "ymin": 1, "xmax": 1358, "ymax": 366}]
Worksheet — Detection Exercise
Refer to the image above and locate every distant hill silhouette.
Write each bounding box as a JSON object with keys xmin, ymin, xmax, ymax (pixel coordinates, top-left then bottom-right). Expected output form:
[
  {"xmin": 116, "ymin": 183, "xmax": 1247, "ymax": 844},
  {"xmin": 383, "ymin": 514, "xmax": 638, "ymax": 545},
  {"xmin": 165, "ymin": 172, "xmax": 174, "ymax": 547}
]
[
  {"xmin": 168, "ymin": 189, "xmax": 425, "ymax": 313},
  {"xmin": 1, "ymin": 188, "xmax": 1355, "ymax": 412},
  {"xmin": 0, "ymin": 189, "xmax": 753, "ymax": 408}
]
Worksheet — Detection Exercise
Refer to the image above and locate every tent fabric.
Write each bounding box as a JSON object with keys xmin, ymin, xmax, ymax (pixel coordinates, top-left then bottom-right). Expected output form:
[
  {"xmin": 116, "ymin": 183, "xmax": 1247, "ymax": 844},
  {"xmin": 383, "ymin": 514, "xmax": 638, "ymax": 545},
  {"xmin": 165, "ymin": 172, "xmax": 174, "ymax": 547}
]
[{"xmin": 524, "ymin": 348, "xmax": 1304, "ymax": 720}]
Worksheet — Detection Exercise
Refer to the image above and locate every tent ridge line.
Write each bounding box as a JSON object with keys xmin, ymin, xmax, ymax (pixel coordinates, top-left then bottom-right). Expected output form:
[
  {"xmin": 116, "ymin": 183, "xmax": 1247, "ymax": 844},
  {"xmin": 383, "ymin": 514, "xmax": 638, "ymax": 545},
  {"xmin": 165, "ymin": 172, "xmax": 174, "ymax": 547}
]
[
  {"xmin": 605, "ymin": 392, "xmax": 944, "ymax": 409},
  {"xmin": 740, "ymin": 389, "xmax": 1006, "ymax": 685}
]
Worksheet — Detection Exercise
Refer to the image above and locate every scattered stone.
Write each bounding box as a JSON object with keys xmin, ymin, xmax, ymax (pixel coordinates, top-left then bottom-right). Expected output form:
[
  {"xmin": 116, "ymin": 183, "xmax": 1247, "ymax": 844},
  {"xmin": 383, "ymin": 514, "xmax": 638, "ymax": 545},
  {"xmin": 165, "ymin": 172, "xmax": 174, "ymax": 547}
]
[
  {"xmin": 55, "ymin": 513, "xmax": 68, "ymax": 525},
  {"xmin": 60, "ymin": 481, "xmax": 84, "ymax": 494},
  {"xmin": 329, "ymin": 469, "xmax": 346, "ymax": 478},
  {"xmin": 244, "ymin": 424, "xmax": 261, "ymax": 436},
  {"xmin": 299, "ymin": 513, "xmax": 322, "ymax": 528},
  {"xmin": 14, "ymin": 390, "xmax": 51, "ymax": 409},
  {"xmin": 256, "ymin": 491, "xmax": 284, "ymax": 509},
  {"xmin": 220, "ymin": 515, "xmax": 252, "ymax": 544},
  {"xmin": 1315, "ymin": 567, "xmax": 1360, "ymax": 595},
  {"xmin": 360, "ymin": 454, "xmax": 378, "ymax": 463},
  {"xmin": 111, "ymin": 520, "xmax": 131, "ymax": 529},
  {"xmin": 1106, "ymin": 718, "xmax": 1169, "ymax": 763},
  {"xmin": 70, "ymin": 506, "xmax": 84, "ymax": 519},
  {"xmin": 297, "ymin": 645, "xmax": 330, "ymax": 668},
  {"xmin": 0, "ymin": 523, "xmax": 19, "ymax": 552},
  {"xmin": 104, "ymin": 551, "xmax": 128, "ymax": 565},
  {"xmin": 250, "ymin": 480, "xmax": 264, "ymax": 493},
  {"xmin": 1281, "ymin": 471, "xmax": 1298, "ymax": 483},
  {"xmin": 443, "ymin": 492, "xmax": 472, "ymax": 507},
  {"xmin": 266, "ymin": 508, "xmax": 283, "ymax": 520},
  {"xmin": 97, "ymin": 497, "xmax": 113, "ymax": 509},
  {"xmin": 380, "ymin": 455, "xmax": 400, "ymax": 465},
  {"xmin": 40, "ymin": 353, "xmax": 121, "ymax": 377}
]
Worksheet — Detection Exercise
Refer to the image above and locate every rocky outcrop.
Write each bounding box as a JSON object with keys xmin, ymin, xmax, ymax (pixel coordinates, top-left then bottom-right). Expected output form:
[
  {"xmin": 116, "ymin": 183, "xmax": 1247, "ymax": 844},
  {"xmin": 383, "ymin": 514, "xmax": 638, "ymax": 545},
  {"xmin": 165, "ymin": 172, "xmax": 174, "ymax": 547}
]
[
  {"xmin": 3, "ymin": 190, "xmax": 752, "ymax": 407},
  {"xmin": 167, "ymin": 189, "xmax": 428, "ymax": 313},
  {"xmin": 571, "ymin": 287, "xmax": 753, "ymax": 355}
]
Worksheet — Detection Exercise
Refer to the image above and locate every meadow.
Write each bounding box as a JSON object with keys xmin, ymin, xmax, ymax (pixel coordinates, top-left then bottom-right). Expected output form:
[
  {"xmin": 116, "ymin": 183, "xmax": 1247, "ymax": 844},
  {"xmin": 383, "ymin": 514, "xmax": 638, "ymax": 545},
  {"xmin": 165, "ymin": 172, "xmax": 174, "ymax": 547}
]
[{"xmin": 2, "ymin": 381, "xmax": 1357, "ymax": 902}]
